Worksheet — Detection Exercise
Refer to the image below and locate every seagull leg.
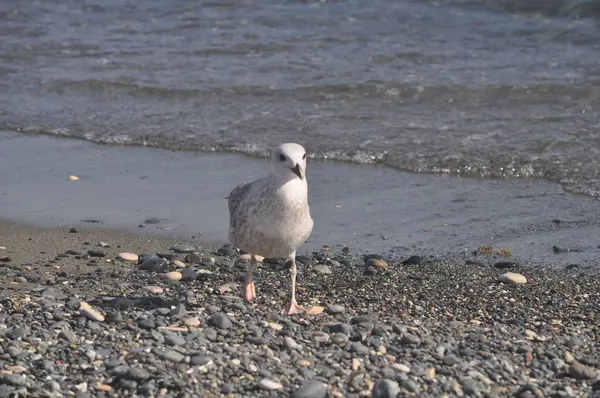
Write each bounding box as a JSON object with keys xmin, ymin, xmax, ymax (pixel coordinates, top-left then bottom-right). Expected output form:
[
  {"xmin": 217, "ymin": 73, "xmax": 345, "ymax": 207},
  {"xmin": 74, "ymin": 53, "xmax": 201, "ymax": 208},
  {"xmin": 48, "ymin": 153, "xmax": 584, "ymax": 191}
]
[
  {"xmin": 244, "ymin": 255, "xmax": 256, "ymax": 302},
  {"xmin": 281, "ymin": 254, "xmax": 307, "ymax": 315}
]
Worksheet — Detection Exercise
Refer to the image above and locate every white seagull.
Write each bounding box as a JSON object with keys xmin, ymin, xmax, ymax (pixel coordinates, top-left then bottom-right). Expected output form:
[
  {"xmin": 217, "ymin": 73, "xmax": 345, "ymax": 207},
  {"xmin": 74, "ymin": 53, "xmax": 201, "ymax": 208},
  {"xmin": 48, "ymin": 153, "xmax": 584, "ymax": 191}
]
[{"xmin": 227, "ymin": 143, "xmax": 317, "ymax": 315}]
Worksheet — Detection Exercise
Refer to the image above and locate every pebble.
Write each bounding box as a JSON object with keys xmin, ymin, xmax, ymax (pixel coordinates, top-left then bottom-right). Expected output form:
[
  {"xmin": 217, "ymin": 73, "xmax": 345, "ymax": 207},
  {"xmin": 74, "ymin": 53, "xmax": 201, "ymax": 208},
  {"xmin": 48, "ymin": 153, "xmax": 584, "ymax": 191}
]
[
  {"xmin": 173, "ymin": 260, "xmax": 186, "ymax": 268},
  {"xmin": 87, "ymin": 250, "xmax": 106, "ymax": 258},
  {"xmin": 239, "ymin": 253, "xmax": 264, "ymax": 262},
  {"xmin": 80, "ymin": 307, "xmax": 105, "ymax": 322},
  {"xmin": 171, "ymin": 244, "xmax": 195, "ymax": 253},
  {"xmin": 499, "ymin": 272, "xmax": 527, "ymax": 285},
  {"xmin": 96, "ymin": 384, "xmax": 112, "ymax": 392},
  {"xmin": 209, "ymin": 312, "xmax": 232, "ymax": 329},
  {"xmin": 312, "ymin": 331, "xmax": 331, "ymax": 343},
  {"xmin": 258, "ymin": 378, "xmax": 283, "ymax": 390},
  {"xmin": 68, "ymin": 175, "xmax": 79, "ymax": 181},
  {"xmin": 495, "ymin": 261, "xmax": 517, "ymax": 269},
  {"xmin": 372, "ymin": 379, "xmax": 400, "ymax": 398},
  {"xmin": 118, "ymin": 252, "xmax": 139, "ymax": 262},
  {"xmin": 144, "ymin": 286, "xmax": 164, "ymax": 294},
  {"xmin": 292, "ymin": 380, "xmax": 327, "ymax": 398},
  {"xmin": 568, "ymin": 361, "xmax": 598, "ymax": 380},
  {"xmin": 326, "ymin": 304, "xmax": 346, "ymax": 314},
  {"xmin": 164, "ymin": 271, "xmax": 182, "ymax": 281},
  {"xmin": 366, "ymin": 258, "xmax": 389, "ymax": 271},
  {"xmin": 313, "ymin": 265, "xmax": 332, "ymax": 274},
  {"xmin": 184, "ymin": 317, "xmax": 201, "ymax": 327},
  {"xmin": 401, "ymin": 255, "xmax": 422, "ymax": 265},
  {"xmin": 180, "ymin": 268, "xmax": 198, "ymax": 281}
]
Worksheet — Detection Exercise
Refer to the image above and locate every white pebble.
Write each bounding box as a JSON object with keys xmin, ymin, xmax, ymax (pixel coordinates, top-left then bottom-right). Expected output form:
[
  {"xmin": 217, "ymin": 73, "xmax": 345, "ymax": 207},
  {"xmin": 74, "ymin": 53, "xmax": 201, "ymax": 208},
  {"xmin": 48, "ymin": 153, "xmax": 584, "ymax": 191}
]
[
  {"xmin": 164, "ymin": 271, "xmax": 182, "ymax": 281},
  {"xmin": 144, "ymin": 286, "xmax": 164, "ymax": 294},
  {"xmin": 172, "ymin": 260, "xmax": 186, "ymax": 268},
  {"xmin": 80, "ymin": 307, "xmax": 105, "ymax": 322},
  {"xmin": 69, "ymin": 175, "xmax": 80, "ymax": 181},
  {"xmin": 118, "ymin": 252, "xmax": 139, "ymax": 262},
  {"xmin": 499, "ymin": 272, "xmax": 527, "ymax": 285},
  {"xmin": 392, "ymin": 363, "xmax": 410, "ymax": 373},
  {"xmin": 258, "ymin": 378, "xmax": 283, "ymax": 390}
]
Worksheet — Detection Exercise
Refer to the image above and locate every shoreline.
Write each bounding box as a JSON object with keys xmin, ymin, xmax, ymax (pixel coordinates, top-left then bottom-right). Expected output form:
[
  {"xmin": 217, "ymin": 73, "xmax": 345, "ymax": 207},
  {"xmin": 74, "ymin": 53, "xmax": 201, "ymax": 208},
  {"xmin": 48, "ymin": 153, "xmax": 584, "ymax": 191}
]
[
  {"xmin": 3, "ymin": 130, "xmax": 600, "ymax": 269},
  {"xmin": 0, "ymin": 221, "xmax": 598, "ymax": 397}
]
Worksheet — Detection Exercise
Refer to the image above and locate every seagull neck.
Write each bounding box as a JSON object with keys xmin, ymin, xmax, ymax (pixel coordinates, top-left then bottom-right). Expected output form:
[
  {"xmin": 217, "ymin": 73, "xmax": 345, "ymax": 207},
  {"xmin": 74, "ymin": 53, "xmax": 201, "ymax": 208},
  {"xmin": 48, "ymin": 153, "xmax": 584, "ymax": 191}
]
[{"xmin": 271, "ymin": 172, "xmax": 307, "ymax": 192}]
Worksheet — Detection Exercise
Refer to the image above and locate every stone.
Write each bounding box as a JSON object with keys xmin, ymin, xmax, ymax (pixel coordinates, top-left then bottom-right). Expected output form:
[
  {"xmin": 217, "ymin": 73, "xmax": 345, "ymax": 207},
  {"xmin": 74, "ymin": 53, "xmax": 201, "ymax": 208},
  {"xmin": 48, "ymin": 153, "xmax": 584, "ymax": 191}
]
[
  {"xmin": 366, "ymin": 258, "xmax": 389, "ymax": 271},
  {"xmin": 258, "ymin": 378, "xmax": 283, "ymax": 390},
  {"xmin": 239, "ymin": 253, "xmax": 264, "ymax": 262},
  {"xmin": 499, "ymin": 272, "xmax": 527, "ymax": 285},
  {"xmin": 292, "ymin": 380, "xmax": 327, "ymax": 398},
  {"xmin": 184, "ymin": 317, "xmax": 201, "ymax": 327},
  {"xmin": 171, "ymin": 244, "xmax": 195, "ymax": 253},
  {"xmin": 326, "ymin": 304, "xmax": 346, "ymax": 315},
  {"xmin": 144, "ymin": 286, "xmax": 164, "ymax": 294},
  {"xmin": 87, "ymin": 250, "xmax": 106, "ymax": 258},
  {"xmin": 6, "ymin": 327, "xmax": 27, "ymax": 340},
  {"xmin": 392, "ymin": 363, "xmax": 410, "ymax": 373},
  {"xmin": 96, "ymin": 384, "xmax": 112, "ymax": 392},
  {"xmin": 209, "ymin": 312, "xmax": 232, "ymax": 329},
  {"xmin": 401, "ymin": 255, "xmax": 421, "ymax": 265},
  {"xmin": 180, "ymin": 268, "xmax": 198, "ymax": 281},
  {"xmin": 80, "ymin": 307, "xmax": 105, "ymax": 322},
  {"xmin": 372, "ymin": 379, "xmax": 400, "ymax": 398},
  {"xmin": 164, "ymin": 271, "xmax": 182, "ymax": 281},
  {"xmin": 118, "ymin": 253, "xmax": 139, "ymax": 262},
  {"xmin": 568, "ymin": 361, "xmax": 598, "ymax": 380},
  {"xmin": 313, "ymin": 265, "xmax": 332, "ymax": 274},
  {"xmin": 173, "ymin": 260, "xmax": 186, "ymax": 268},
  {"xmin": 494, "ymin": 261, "xmax": 517, "ymax": 269}
]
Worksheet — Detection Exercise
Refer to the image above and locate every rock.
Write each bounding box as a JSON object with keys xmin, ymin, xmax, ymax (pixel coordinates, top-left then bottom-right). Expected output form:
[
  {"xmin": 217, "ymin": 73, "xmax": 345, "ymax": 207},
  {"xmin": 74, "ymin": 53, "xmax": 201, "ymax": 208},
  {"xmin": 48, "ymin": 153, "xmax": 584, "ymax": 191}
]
[
  {"xmin": 284, "ymin": 336, "xmax": 299, "ymax": 350},
  {"xmin": 312, "ymin": 331, "xmax": 330, "ymax": 343},
  {"xmin": 184, "ymin": 317, "xmax": 200, "ymax": 327},
  {"xmin": 171, "ymin": 244, "xmax": 195, "ymax": 253},
  {"xmin": 125, "ymin": 368, "xmax": 150, "ymax": 381},
  {"xmin": 239, "ymin": 253, "xmax": 265, "ymax": 262},
  {"xmin": 164, "ymin": 334, "xmax": 186, "ymax": 346},
  {"xmin": 139, "ymin": 257, "xmax": 168, "ymax": 272},
  {"xmin": 494, "ymin": 261, "xmax": 517, "ymax": 269},
  {"xmin": 185, "ymin": 253, "xmax": 202, "ymax": 264},
  {"xmin": 392, "ymin": 364, "xmax": 410, "ymax": 373},
  {"xmin": 118, "ymin": 253, "xmax": 139, "ymax": 262},
  {"xmin": 209, "ymin": 312, "xmax": 232, "ymax": 329},
  {"xmin": 190, "ymin": 355, "xmax": 213, "ymax": 366},
  {"xmin": 137, "ymin": 318, "xmax": 156, "ymax": 329},
  {"xmin": 292, "ymin": 380, "xmax": 327, "ymax": 398},
  {"xmin": 144, "ymin": 286, "xmax": 164, "ymax": 294},
  {"xmin": 499, "ymin": 272, "xmax": 527, "ymax": 285},
  {"xmin": 69, "ymin": 175, "xmax": 79, "ymax": 181},
  {"xmin": 372, "ymin": 379, "xmax": 400, "ymax": 398},
  {"xmin": 569, "ymin": 361, "xmax": 598, "ymax": 380},
  {"xmin": 173, "ymin": 260, "xmax": 186, "ymax": 268},
  {"xmin": 69, "ymin": 227, "xmax": 79, "ymax": 233},
  {"xmin": 326, "ymin": 304, "xmax": 345, "ymax": 315},
  {"xmin": 153, "ymin": 348, "xmax": 185, "ymax": 362},
  {"xmin": 313, "ymin": 265, "xmax": 332, "ymax": 274},
  {"xmin": 80, "ymin": 307, "xmax": 105, "ymax": 322},
  {"xmin": 366, "ymin": 258, "xmax": 389, "ymax": 271},
  {"xmin": 217, "ymin": 246, "xmax": 237, "ymax": 257},
  {"xmin": 565, "ymin": 352, "xmax": 575, "ymax": 363},
  {"xmin": 180, "ymin": 268, "xmax": 198, "ymax": 281},
  {"xmin": 164, "ymin": 271, "xmax": 182, "ymax": 281},
  {"xmin": 96, "ymin": 384, "xmax": 112, "ymax": 392},
  {"xmin": 6, "ymin": 327, "xmax": 27, "ymax": 340},
  {"xmin": 401, "ymin": 333, "xmax": 421, "ymax": 345},
  {"xmin": 401, "ymin": 255, "xmax": 421, "ymax": 265},
  {"xmin": 87, "ymin": 250, "xmax": 106, "ymax": 258},
  {"xmin": 258, "ymin": 378, "xmax": 283, "ymax": 391}
]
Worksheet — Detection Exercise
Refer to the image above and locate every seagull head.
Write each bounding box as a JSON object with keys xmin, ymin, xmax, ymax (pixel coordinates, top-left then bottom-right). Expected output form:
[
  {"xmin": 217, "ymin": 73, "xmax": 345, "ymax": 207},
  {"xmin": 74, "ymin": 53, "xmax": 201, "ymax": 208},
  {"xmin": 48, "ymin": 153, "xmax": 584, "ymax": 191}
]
[{"xmin": 271, "ymin": 143, "xmax": 308, "ymax": 182}]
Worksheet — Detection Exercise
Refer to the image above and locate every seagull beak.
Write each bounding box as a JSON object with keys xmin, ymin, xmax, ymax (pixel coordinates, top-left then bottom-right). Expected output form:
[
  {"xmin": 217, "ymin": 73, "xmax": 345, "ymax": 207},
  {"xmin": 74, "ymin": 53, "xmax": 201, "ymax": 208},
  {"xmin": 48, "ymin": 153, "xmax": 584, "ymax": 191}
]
[{"xmin": 291, "ymin": 163, "xmax": 304, "ymax": 180}]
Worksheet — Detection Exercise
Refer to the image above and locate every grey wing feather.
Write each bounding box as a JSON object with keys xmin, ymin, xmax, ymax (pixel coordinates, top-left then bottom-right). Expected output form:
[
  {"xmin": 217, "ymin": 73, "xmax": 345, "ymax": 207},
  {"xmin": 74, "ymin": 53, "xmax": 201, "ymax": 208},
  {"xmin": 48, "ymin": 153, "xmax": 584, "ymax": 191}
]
[{"xmin": 228, "ymin": 181, "xmax": 253, "ymax": 214}]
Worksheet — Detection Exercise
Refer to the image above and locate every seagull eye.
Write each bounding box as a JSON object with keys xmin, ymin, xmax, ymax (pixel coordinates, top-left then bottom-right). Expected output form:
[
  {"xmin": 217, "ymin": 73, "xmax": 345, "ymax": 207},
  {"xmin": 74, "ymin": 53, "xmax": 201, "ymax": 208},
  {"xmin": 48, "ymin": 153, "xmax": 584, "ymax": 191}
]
[
  {"xmin": 302, "ymin": 153, "xmax": 306, "ymax": 160},
  {"xmin": 279, "ymin": 154, "xmax": 286, "ymax": 162}
]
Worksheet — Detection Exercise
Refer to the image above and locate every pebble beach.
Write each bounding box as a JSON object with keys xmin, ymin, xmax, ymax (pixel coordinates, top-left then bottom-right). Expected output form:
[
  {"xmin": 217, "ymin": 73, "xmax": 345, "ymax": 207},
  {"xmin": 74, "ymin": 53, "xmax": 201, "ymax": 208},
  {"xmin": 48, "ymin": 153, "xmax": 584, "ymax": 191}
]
[{"xmin": 0, "ymin": 221, "xmax": 598, "ymax": 397}]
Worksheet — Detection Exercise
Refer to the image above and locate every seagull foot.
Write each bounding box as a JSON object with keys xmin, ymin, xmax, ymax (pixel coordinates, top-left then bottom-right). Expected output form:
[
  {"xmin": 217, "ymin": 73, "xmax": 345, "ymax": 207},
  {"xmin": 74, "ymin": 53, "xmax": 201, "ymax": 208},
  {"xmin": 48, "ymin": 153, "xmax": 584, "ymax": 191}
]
[
  {"xmin": 281, "ymin": 300, "xmax": 307, "ymax": 316},
  {"xmin": 243, "ymin": 281, "xmax": 256, "ymax": 302}
]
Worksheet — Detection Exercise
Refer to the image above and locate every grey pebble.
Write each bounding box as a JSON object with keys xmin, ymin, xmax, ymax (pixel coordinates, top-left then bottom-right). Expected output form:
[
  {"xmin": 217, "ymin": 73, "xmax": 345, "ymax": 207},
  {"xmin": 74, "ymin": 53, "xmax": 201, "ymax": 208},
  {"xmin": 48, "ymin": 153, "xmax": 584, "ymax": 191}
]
[
  {"xmin": 292, "ymin": 380, "xmax": 327, "ymax": 398},
  {"xmin": 153, "ymin": 348, "xmax": 185, "ymax": 362},
  {"xmin": 568, "ymin": 361, "xmax": 598, "ymax": 380},
  {"xmin": 325, "ymin": 304, "xmax": 345, "ymax": 315},
  {"xmin": 209, "ymin": 312, "xmax": 232, "ymax": 329},
  {"xmin": 372, "ymin": 379, "xmax": 400, "ymax": 398},
  {"xmin": 313, "ymin": 265, "xmax": 332, "ymax": 274},
  {"xmin": 164, "ymin": 334, "xmax": 186, "ymax": 346}
]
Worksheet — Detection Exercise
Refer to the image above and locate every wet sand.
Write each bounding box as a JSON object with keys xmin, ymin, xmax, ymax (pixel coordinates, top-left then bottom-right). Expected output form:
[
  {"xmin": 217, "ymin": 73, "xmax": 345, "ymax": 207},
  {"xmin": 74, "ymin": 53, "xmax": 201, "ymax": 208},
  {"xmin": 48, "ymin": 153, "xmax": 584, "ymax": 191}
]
[{"xmin": 2, "ymin": 130, "xmax": 600, "ymax": 269}]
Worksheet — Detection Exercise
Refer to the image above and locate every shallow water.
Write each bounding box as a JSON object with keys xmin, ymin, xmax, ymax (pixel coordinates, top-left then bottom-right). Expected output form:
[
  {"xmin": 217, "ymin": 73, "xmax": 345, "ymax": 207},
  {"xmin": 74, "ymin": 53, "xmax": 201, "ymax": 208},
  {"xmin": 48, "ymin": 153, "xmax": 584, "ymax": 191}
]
[
  {"xmin": 2, "ymin": 0, "xmax": 600, "ymax": 197},
  {"xmin": 2, "ymin": 131, "xmax": 600, "ymax": 268}
]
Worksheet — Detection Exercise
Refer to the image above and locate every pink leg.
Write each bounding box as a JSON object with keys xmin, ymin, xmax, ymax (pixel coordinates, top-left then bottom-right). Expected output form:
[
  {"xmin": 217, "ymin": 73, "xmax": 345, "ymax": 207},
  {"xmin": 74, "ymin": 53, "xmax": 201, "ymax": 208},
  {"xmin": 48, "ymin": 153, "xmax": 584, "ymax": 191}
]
[
  {"xmin": 243, "ymin": 257, "xmax": 256, "ymax": 302},
  {"xmin": 281, "ymin": 255, "xmax": 307, "ymax": 315}
]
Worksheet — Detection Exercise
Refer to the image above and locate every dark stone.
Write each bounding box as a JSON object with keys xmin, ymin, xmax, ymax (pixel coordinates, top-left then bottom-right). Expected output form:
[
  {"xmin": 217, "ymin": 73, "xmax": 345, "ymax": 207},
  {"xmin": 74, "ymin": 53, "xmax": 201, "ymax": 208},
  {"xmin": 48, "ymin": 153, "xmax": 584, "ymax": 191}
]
[
  {"xmin": 139, "ymin": 257, "xmax": 168, "ymax": 272},
  {"xmin": 494, "ymin": 262, "xmax": 517, "ymax": 269},
  {"xmin": 125, "ymin": 367, "xmax": 150, "ymax": 381},
  {"xmin": 180, "ymin": 268, "xmax": 198, "ymax": 281},
  {"xmin": 185, "ymin": 253, "xmax": 202, "ymax": 264},
  {"xmin": 209, "ymin": 313, "xmax": 232, "ymax": 329},
  {"xmin": 87, "ymin": 250, "xmax": 106, "ymax": 258},
  {"xmin": 190, "ymin": 355, "xmax": 213, "ymax": 366},
  {"xmin": 324, "ymin": 323, "xmax": 353, "ymax": 334},
  {"xmin": 217, "ymin": 246, "xmax": 237, "ymax": 257},
  {"xmin": 363, "ymin": 254, "xmax": 385, "ymax": 262},
  {"xmin": 401, "ymin": 255, "xmax": 421, "ymax": 265},
  {"xmin": 466, "ymin": 260, "xmax": 485, "ymax": 266},
  {"xmin": 69, "ymin": 227, "xmax": 79, "ymax": 233},
  {"xmin": 137, "ymin": 318, "xmax": 156, "ymax": 330}
]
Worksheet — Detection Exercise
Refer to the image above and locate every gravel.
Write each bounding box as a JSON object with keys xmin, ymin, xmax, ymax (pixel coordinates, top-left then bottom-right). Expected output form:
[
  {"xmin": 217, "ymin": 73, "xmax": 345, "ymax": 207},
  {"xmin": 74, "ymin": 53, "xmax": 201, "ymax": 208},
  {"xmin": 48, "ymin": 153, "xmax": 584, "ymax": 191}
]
[{"xmin": 0, "ymin": 231, "xmax": 599, "ymax": 397}]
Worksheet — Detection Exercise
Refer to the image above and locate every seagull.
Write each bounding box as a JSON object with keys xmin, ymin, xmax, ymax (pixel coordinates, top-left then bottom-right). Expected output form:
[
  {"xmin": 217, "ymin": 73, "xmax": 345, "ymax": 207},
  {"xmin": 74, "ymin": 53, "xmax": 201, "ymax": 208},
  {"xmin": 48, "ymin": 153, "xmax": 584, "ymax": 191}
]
[{"xmin": 227, "ymin": 143, "xmax": 316, "ymax": 315}]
